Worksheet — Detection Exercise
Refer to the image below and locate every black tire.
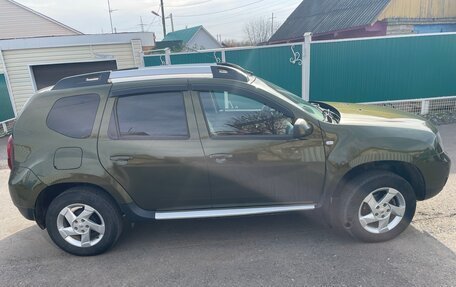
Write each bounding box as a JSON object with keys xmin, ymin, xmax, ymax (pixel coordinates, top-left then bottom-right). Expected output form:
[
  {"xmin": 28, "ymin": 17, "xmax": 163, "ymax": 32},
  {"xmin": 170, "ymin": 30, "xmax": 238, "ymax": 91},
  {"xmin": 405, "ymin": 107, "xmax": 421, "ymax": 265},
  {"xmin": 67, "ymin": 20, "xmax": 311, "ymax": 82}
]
[
  {"xmin": 337, "ymin": 171, "xmax": 416, "ymax": 242},
  {"xmin": 45, "ymin": 186, "xmax": 123, "ymax": 256}
]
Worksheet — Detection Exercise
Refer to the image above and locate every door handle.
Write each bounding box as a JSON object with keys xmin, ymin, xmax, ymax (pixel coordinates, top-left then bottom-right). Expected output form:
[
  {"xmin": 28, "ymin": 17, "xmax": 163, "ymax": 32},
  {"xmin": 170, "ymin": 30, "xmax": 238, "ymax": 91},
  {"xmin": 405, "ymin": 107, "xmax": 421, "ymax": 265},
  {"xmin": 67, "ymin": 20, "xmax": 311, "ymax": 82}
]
[
  {"xmin": 110, "ymin": 155, "xmax": 133, "ymax": 165},
  {"xmin": 209, "ymin": 153, "xmax": 233, "ymax": 164}
]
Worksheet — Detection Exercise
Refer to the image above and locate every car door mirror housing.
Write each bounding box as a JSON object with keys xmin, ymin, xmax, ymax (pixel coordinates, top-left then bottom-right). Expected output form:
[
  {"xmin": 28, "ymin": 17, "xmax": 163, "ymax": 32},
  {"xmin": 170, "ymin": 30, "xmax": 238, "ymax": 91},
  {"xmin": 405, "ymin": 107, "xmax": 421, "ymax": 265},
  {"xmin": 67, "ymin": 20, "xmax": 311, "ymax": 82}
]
[{"xmin": 293, "ymin": 118, "xmax": 313, "ymax": 138}]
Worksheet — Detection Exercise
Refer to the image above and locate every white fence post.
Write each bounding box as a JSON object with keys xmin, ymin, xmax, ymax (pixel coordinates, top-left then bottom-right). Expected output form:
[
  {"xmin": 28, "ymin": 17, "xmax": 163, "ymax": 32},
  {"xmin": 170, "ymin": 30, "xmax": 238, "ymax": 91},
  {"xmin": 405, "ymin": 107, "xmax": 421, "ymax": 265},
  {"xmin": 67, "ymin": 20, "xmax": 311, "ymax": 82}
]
[
  {"xmin": 164, "ymin": 48, "xmax": 171, "ymax": 65},
  {"xmin": 1, "ymin": 122, "xmax": 7, "ymax": 134},
  {"xmin": 421, "ymin": 100, "xmax": 430, "ymax": 115},
  {"xmin": 302, "ymin": 32, "xmax": 312, "ymax": 101}
]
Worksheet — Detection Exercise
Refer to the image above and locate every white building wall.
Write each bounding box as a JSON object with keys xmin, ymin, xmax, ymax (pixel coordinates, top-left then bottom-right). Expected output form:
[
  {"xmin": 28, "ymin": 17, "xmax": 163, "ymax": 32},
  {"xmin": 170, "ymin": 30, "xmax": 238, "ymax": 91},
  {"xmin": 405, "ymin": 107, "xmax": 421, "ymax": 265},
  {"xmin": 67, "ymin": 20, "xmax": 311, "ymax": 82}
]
[
  {"xmin": 187, "ymin": 31, "xmax": 222, "ymax": 50},
  {"xmin": 2, "ymin": 42, "xmax": 142, "ymax": 111}
]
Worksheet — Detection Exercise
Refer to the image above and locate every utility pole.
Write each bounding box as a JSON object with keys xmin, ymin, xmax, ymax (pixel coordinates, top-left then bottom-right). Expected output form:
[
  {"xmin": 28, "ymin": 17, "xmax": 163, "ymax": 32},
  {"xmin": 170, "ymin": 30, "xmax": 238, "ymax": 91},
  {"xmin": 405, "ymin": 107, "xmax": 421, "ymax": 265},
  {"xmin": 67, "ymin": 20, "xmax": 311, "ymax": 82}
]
[
  {"xmin": 160, "ymin": 0, "xmax": 167, "ymax": 36},
  {"xmin": 139, "ymin": 16, "xmax": 145, "ymax": 32},
  {"xmin": 271, "ymin": 12, "xmax": 275, "ymax": 35},
  {"xmin": 168, "ymin": 13, "xmax": 174, "ymax": 32},
  {"xmin": 107, "ymin": 0, "xmax": 115, "ymax": 33}
]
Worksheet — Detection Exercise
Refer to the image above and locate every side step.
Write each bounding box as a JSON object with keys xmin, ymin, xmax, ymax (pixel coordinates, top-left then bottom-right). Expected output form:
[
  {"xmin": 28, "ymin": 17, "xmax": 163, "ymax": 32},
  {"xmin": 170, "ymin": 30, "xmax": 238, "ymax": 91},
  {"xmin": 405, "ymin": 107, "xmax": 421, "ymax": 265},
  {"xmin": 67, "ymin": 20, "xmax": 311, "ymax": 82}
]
[{"xmin": 155, "ymin": 204, "xmax": 316, "ymax": 220}]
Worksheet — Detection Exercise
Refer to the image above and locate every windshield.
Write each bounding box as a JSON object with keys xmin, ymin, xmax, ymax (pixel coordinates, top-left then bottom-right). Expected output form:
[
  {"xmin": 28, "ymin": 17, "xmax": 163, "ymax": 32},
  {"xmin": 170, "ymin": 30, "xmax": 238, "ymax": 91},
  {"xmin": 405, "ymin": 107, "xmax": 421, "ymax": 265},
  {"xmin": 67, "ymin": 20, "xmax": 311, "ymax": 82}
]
[{"xmin": 253, "ymin": 78, "xmax": 325, "ymax": 121}]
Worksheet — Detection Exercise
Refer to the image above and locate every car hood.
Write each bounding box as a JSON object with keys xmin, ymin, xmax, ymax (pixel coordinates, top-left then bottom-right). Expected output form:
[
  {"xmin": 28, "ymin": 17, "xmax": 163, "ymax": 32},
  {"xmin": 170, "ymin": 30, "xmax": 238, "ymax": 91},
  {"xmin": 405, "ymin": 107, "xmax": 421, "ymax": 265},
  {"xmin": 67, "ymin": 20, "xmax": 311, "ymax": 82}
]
[{"xmin": 325, "ymin": 102, "xmax": 437, "ymax": 133}]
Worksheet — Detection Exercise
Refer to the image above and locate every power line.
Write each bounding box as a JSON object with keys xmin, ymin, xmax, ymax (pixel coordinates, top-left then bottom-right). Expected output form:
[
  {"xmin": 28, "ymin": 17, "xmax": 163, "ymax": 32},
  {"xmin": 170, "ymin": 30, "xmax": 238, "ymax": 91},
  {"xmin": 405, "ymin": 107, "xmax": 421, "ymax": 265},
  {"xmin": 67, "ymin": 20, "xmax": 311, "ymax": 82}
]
[
  {"xmin": 174, "ymin": 0, "xmax": 265, "ymax": 18},
  {"xmin": 165, "ymin": 0, "xmax": 213, "ymax": 8},
  {"xmin": 176, "ymin": 0, "xmax": 299, "ymax": 23},
  {"xmin": 152, "ymin": 0, "xmax": 300, "ymax": 39},
  {"xmin": 203, "ymin": 2, "xmax": 299, "ymax": 28}
]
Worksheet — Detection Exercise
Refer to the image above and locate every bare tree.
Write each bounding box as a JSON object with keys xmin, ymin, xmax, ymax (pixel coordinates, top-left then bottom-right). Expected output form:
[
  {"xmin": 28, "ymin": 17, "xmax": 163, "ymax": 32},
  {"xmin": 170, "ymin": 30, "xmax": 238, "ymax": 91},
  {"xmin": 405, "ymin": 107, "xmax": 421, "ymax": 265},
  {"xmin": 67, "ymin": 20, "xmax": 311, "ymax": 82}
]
[
  {"xmin": 222, "ymin": 39, "xmax": 251, "ymax": 47},
  {"xmin": 243, "ymin": 17, "xmax": 281, "ymax": 45}
]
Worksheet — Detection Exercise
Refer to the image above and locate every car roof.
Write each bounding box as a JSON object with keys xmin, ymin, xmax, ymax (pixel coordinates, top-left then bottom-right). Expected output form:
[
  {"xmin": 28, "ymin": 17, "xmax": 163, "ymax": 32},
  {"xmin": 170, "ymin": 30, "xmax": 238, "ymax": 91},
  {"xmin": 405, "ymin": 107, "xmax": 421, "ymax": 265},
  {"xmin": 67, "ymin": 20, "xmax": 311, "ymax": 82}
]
[{"xmin": 52, "ymin": 63, "xmax": 252, "ymax": 91}]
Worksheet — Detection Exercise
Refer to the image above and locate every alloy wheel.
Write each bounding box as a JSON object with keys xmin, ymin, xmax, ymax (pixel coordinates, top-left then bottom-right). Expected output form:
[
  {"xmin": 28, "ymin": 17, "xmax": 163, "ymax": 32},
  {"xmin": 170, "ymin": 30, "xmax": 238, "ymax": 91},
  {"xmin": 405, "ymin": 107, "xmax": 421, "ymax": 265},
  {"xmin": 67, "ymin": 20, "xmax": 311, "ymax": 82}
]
[
  {"xmin": 56, "ymin": 203, "xmax": 106, "ymax": 248},
  {"xmin": 358, "ymin": 187, "xmax": 406, "ymax": 234}
]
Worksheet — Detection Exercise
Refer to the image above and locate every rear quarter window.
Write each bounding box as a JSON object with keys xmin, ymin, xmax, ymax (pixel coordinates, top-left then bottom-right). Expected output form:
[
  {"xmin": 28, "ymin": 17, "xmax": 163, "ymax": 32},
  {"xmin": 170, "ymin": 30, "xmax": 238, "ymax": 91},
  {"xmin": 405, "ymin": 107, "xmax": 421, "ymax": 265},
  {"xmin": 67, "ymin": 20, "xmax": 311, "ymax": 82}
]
[{"xmin": 46, "ymin": 94, "xmax": 100, "ymax": 138}]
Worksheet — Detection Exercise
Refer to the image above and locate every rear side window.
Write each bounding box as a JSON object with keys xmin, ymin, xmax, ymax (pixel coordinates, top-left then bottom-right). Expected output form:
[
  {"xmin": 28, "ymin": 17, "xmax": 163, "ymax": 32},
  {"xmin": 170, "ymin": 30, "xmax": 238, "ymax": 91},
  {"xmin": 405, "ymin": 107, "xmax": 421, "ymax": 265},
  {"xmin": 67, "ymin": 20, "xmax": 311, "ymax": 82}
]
[
  {"xmin": 47, "ymin": 94, "xmax": 100, "ymax": 138},
  {"xmin": 111, "ymin": 92, "xmax": 189, "ymax": 139}
]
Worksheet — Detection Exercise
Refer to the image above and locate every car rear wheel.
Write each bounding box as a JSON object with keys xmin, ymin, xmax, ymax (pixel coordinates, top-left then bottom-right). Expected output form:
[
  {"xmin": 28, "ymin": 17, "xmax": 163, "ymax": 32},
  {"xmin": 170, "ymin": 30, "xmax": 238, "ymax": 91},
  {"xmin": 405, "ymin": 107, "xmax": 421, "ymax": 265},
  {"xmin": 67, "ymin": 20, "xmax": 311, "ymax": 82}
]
[
  {"xmin": 45, "ymin": 187, "xmax": 123, "ymax": 256},
  {"xmin": 338, "ymin": 171, "xmax": 416, "ymax": 242}
]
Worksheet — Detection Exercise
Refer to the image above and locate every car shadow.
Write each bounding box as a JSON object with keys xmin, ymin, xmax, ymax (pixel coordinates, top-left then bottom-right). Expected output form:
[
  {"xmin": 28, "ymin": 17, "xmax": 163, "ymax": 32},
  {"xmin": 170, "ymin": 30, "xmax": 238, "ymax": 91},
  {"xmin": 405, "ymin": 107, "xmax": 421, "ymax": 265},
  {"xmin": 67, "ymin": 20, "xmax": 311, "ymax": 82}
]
[{"xmin": 0, "ymin": 212, "xmax": 455, "ymax": 286}]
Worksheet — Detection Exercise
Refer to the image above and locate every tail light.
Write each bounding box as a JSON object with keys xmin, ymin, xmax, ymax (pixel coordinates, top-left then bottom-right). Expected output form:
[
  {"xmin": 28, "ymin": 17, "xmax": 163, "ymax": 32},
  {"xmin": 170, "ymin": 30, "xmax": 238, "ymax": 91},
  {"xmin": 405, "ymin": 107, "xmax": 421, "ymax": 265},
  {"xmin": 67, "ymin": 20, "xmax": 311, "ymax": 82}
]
[{"xmin": 7, "ymin": 135, "xmax": 13, "ymax": 170}]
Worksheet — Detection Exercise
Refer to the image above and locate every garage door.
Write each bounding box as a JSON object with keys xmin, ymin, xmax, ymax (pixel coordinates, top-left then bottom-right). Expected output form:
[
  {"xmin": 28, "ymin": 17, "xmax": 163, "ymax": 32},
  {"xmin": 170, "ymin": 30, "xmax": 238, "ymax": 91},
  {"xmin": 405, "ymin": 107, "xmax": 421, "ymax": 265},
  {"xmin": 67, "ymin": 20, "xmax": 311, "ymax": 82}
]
[
  {"xmin": 0, "ymin": 74, "xmax": 15, "ymax": 122},
  {"xmin": 31, "ymin": 60, "xmax": 117, "ymax": 90}
]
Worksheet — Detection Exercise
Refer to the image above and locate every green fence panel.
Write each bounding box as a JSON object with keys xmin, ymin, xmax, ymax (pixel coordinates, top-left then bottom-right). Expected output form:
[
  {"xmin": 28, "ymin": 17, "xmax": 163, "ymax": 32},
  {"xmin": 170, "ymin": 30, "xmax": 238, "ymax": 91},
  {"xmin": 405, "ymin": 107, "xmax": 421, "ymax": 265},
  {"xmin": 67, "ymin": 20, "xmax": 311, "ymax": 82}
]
[
  {"xmin": 0, "ymin": 74, "xmax": 15, "ymax": 122},
  {"xmin": 225, "ymin": 45, "xmax": 303, "ymax": 96},
  {"xmin": 310, "ymin": 34, "xmax": 456, "ymax": 103},
  {"xmin": 143, "ymin": 46, "xmax": 303, "ymax": 97},
  {"xmin": 144, "ymin": 55, "xmax": 164, "ymax": 67},
  {"xmin": 170, "ymin": 52, "xmax": 222, "ymax": 64}
]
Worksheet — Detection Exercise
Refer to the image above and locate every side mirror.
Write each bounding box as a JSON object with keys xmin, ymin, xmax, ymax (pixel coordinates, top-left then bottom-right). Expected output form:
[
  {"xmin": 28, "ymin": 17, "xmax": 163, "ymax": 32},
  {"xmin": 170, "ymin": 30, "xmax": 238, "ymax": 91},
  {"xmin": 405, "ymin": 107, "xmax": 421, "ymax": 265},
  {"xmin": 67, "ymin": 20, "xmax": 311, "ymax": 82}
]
[{"xmin": 293, "ymin": 118, "xmax": 313, "ymax": 138}]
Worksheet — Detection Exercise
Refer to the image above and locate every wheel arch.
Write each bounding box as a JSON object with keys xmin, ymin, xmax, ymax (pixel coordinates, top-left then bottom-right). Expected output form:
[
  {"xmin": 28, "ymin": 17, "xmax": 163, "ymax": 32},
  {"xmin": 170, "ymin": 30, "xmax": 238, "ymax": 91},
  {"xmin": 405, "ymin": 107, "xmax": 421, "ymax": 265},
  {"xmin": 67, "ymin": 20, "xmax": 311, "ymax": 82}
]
[
  {"xmin": 34, "ymin": 182, "xmax": 123, "ymax": 229},
  {"xmin": 333, "ymin": 161, "xmax": 426, "ymax": 201},
  {"xmin": 322, "ymin": 160, "xmax": 425, "ymax": 228}
]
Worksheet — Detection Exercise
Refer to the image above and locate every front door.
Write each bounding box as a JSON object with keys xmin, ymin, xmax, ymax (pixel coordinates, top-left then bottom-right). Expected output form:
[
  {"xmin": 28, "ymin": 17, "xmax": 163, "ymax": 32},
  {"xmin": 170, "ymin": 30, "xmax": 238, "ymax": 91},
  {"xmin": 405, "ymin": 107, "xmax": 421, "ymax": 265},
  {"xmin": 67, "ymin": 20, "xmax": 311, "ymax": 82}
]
[
  {"xmin": 98, "ymin": 89, "xmax": 210, "ymax": 211},
  {"xmin": 191, "ymin": 86, "xmax": 326, "ymax": 208}
]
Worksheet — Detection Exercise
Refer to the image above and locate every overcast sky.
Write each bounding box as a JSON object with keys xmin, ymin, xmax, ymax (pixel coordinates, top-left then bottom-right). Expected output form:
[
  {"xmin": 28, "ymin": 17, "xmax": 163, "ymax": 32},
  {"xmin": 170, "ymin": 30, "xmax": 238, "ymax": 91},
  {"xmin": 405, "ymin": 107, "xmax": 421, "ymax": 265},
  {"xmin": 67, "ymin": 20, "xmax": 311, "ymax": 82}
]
[{"xmin": 15, "ymin": 0, "xmax": 302, "ymax": 41}]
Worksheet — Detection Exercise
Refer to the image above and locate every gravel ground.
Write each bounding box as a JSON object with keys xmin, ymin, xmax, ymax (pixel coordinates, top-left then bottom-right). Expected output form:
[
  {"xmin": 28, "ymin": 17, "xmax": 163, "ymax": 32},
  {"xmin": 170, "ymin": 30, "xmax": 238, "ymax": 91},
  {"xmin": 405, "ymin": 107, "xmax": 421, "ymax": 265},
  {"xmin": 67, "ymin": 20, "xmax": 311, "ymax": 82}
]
[{"xmin": 424, "ymin": 110, "xmax": 456, "ymax": 126}]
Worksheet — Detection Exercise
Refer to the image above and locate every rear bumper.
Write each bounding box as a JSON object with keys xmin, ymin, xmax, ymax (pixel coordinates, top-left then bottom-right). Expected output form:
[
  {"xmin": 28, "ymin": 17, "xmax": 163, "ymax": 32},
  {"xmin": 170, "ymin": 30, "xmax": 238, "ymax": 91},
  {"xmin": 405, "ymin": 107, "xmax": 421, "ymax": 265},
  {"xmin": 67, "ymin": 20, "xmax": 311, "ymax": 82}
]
[
  {"xmin": 421, "ymin": 152, "xmax": 451, "ymax": 200},
  {"xmin": 8, "ymin": 166, "xmax": 46, "ymax": 220}
]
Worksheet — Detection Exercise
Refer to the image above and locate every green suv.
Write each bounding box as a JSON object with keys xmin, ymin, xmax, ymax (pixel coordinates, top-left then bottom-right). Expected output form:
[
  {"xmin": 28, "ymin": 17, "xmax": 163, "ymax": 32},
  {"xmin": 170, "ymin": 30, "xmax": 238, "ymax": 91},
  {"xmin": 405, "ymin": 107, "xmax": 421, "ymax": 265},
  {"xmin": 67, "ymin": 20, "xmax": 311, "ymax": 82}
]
[{"xmin": 8, "ymin": 63, "xmax": 450, "ymax": 256}]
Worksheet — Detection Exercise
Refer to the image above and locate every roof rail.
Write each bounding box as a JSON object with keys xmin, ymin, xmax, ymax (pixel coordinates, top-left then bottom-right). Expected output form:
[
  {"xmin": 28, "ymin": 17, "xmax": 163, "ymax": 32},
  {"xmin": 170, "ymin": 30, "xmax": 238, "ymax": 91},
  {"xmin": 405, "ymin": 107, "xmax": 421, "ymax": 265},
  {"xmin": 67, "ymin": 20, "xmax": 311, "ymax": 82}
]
[
  {"xmin": 109, "ymin": 65, "xmax": 213, "ymax": 83},
  {"xmin": 51, "ymin": 63, "xmax": 252, "ymax": 90},
  {"xmin": 211, "ymin": 65, "xmax": 249, "ymax": 82},
  {"xmin": 53, "ymin": 71, "xmax": 110, "ymax": 90},
  {"xmin": 217, "ymin": 62, "xmax": 253, "ymax": 75}
]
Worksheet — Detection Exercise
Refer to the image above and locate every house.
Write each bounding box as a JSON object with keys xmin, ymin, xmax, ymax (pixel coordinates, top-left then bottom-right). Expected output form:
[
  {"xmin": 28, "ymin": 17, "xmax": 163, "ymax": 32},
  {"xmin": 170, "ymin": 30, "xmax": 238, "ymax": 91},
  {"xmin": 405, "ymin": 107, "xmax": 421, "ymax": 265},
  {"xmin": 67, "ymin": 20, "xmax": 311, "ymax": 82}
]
[
  {"xmin": 0, "ymin": 0, "xmax": 155, "ymax": 132},
  {"xmin": 157, "ymin": 25, "xmax": 222, "ymax": 52},
  {"xmin": 0, "ymin": 0, "xmax": 81, "ymax": 39},
  {"xmin": 269, "ymin": 0, "xmax": 456, "ymax": 43}
]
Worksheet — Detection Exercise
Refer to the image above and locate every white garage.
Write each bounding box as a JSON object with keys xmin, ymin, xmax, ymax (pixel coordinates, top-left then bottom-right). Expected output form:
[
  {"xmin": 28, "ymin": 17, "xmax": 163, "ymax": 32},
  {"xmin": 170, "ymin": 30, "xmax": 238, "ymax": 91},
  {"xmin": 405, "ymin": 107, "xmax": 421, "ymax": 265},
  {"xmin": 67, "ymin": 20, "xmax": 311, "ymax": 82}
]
[{"xmin": 0, "ymin": 32, "xmax": 154, "ymax": 134}]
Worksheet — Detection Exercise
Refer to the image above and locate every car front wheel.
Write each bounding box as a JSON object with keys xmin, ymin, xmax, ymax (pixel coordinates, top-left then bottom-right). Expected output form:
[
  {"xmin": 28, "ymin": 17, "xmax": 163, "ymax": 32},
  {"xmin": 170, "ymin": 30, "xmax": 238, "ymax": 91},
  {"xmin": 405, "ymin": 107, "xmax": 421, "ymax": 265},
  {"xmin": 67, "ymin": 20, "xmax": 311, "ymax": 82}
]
[{"xmin": 338, "ymin": 171, "xmax": 416, "ymax": 242}]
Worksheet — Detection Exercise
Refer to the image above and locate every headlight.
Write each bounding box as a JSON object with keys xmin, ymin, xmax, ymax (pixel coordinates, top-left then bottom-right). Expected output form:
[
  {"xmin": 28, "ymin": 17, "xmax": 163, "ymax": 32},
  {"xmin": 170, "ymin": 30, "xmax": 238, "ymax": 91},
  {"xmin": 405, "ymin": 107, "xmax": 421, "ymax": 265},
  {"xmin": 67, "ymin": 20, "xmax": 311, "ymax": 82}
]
[{"xmin": 436, "ymin": 132, "xmax": 445, "ymax": 152}]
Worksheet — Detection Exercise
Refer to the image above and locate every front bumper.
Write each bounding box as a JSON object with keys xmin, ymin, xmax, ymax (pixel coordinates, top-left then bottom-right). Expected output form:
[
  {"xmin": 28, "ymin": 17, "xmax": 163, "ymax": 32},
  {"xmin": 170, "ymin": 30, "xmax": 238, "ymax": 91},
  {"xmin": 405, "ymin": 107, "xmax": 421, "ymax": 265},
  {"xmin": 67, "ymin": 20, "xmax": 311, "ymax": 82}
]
[
  {"xmin": 420, "ymin": 152, "xmax": 451, "ymax": 199},
  {"xmin": 17, "ymin": 206, "xmax": 35, "ymax": 220}
]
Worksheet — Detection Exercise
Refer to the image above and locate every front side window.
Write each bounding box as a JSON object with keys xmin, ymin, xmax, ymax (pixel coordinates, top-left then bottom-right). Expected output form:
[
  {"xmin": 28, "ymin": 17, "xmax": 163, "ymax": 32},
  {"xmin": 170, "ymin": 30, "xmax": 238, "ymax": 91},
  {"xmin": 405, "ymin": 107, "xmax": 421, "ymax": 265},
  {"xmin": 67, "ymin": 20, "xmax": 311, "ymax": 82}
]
[
  {"xmin": 112, "ymin": 92, "xmax": 188, "ymax": 139},
  {"xmin": 47, "ymin": 94, "xmax": 100, "ymax": 138},
  {"xmin": 199, "ymin": 91, "xmax": 293, "ymax": 137}
]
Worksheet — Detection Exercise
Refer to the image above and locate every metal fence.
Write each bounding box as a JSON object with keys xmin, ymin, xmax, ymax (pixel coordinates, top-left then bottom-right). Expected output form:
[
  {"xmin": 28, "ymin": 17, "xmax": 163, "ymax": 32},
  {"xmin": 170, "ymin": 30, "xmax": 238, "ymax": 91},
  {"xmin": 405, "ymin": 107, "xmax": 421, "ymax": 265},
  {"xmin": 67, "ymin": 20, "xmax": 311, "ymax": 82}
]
[
  {"xmin": 144, "ymin": 43, "xmax": 305, "ymax": 96},
  {"xmin": 0, "ymin": 74, "xmax": 15, "ymax": 122},
  {"xmin": 0, "ymin": 73, "xmax": 15, "ymax": 137},
  {"xmin": 0, "ymin": 119, "xmax": 13, "ymax": 137},
  {"xmin": 310, "ymin": 33, "xmax": 456, "ymax": 115},
  {"xmin": 143, "ymin": 32, "xmax": 456, "ymax": 116}
]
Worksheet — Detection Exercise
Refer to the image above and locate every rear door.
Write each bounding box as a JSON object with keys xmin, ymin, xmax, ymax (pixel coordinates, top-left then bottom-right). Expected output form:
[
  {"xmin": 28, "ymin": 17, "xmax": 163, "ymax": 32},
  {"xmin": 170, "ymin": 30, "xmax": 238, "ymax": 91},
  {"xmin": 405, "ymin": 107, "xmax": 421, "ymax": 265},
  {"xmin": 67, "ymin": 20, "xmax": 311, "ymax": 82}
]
[{"xmin": 98, "ymin": 81, "xmax": 210, "ymax": 211}]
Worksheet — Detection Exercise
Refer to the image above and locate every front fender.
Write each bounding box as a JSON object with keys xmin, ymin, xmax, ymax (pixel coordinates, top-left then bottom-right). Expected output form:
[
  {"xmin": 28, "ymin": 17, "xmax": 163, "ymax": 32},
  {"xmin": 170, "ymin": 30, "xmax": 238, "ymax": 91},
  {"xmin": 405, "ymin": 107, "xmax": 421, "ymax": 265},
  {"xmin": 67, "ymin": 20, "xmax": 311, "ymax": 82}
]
[{"xmin": 319, "ymin": 122, "xmax": 436, "ymax": 202}]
